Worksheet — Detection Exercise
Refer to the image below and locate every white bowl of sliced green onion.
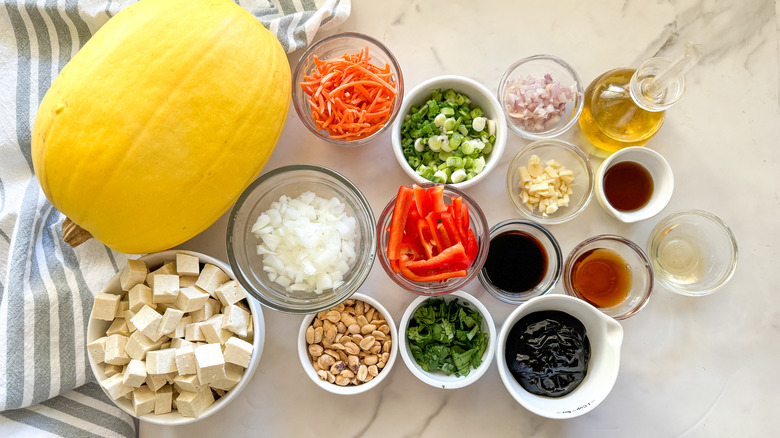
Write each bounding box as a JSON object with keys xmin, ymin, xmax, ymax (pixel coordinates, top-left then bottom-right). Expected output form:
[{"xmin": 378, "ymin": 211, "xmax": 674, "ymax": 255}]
[{"xmin": 392, "ymin": 75, "xmax": 507, "ymax": 189}]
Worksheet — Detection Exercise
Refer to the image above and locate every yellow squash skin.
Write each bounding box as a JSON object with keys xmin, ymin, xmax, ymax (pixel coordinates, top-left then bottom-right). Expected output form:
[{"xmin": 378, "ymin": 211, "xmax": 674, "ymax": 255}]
[{"xmin": 32, "ymin": 0, "xmax": 291, "ymax": 254}]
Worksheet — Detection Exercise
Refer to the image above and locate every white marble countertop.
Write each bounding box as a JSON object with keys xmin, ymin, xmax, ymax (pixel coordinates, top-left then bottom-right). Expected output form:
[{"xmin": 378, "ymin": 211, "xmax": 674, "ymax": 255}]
[{"xmin": 142, "ymin": 0, "xmax": 779, "ymax": 436}]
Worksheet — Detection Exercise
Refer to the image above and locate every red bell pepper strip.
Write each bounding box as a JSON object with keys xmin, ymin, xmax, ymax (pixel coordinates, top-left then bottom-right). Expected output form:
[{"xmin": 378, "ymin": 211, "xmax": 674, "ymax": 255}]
[
  {"xmin": 439, "ymin": 211, "xmax": 461, "ymax": 245},
  {"xmin": 390, "ymin": 259, "xmax": 400, "ymax": 273},
  {"xmin": 417, "ymin": 219, "xmax": 435, "ymax": 259},
  {"xmin": 427, "ymin": 185, "xmax": 447, "ymax": 213},
  {"xmin": 424, "ymin": 212, "xmax": 443, "ymax": 254},
  {"xmin": 437, "ymin": 223, "xmax": 452, "ymax": 249},
  {"xmin": 398, "ymin": 256, "xmax": 468, "ymax": 282},
  {"xmin": 460, "ymin": 202, "xmax": 470, "ymax": 242},
  {"xmin": 464, "ymin": 229, "xmax": 479, "ymax": 263},
  {"xmin": 413, "ymin": 184, "xmax": 432, "ymax": 218},
  {"xmin": 452, "ymin": 196, "xmax": 463, "ymax": 235},
  {"xmin": 404, "ymin": 208, "xmax": 421, "ymax": 242},
  {"xmin": 387, "ymin": 185, "xmax": 414, "ymax": 260},
  {"xmin": 406, "ymin": 242, "xmax": 469, "ymax": 271}
]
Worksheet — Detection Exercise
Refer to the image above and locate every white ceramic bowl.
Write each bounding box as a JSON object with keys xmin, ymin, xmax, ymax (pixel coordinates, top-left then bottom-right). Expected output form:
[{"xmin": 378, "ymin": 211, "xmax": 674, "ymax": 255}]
[
  {"xmin": 594, "ymin": 146, "xmax": 674, "ymax": 223},
  {"xmin": 297, "ymin": 293, "xmax": 398, "ymax": 395},
  {"xmin": 87, "ymin": 250, "xmax": 265, "ymax": 425},
  {"xmin": 391, "ymin": 75, "xmax": 508, "ymax": 189},
  {"xmin": 398, "ymin": 290, "xmax": 496, "ymax": 389},
  {"xmin": 496, "ymin": 294, "xmax": 623, "ymax": 419}
]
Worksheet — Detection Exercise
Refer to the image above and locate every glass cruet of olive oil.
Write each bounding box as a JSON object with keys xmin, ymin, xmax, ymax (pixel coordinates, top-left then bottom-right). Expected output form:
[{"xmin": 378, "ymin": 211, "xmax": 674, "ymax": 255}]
[{"xmin": 579, "ymin": 42, "xmax": 700, "ymax": 156}]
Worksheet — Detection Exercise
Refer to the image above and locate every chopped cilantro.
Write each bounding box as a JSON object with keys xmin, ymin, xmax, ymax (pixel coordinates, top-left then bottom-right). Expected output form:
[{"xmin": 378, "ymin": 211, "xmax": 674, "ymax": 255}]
[{"xmin": 406, "ymin": 298, "xmax": 489, "ymax": 377}]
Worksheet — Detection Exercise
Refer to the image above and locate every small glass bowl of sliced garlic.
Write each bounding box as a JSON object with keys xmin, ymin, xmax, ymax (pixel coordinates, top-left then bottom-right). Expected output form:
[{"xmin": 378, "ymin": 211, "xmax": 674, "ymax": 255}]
[{"xmin": 506, "ymin": 139, "xmax": 595, "ymax": 225}]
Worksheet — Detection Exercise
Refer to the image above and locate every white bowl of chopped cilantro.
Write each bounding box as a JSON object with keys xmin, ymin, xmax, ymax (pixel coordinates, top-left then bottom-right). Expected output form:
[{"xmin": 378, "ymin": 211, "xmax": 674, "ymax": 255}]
[
  {"xmin": 398, "ymin": 290, "xmax": 496, "ymax": 389},
  {"xmin": 392, "ymin": 75, "xmax": 508, "ymax": 189}
]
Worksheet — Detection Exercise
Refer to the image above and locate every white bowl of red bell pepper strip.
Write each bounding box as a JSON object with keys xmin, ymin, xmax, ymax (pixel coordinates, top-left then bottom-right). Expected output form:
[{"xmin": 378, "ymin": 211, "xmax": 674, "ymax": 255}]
[{"xmin": 376, "ymin": 183, "xmax": 489, "ymax": 295}]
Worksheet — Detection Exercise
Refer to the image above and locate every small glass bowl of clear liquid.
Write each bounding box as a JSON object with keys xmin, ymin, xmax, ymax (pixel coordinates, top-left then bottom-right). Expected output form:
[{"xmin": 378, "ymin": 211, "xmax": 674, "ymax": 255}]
[{"xmin": 647, "ymin": 210, "xmax": 738, "ymax": 296}]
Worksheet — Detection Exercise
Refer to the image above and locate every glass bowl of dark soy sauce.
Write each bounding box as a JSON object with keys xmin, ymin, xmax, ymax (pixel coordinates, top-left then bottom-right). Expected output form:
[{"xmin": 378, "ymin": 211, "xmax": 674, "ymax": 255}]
[{"xmin": 478, "ymin": 219, "xmax": 562, "ymax": 304}]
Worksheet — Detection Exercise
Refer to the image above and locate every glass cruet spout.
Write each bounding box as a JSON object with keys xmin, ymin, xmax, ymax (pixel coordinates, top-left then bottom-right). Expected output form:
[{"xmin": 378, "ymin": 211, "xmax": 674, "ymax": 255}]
[{"xmin": 630, "ymin": 41, "xmax": 700, "ymax": 112}]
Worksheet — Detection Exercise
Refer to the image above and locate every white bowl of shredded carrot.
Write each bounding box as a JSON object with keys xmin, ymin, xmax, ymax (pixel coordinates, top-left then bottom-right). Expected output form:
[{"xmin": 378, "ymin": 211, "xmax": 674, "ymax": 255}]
[{"xmin": 293, "ymin": 32, "xmax": 404, "ymax": 146}]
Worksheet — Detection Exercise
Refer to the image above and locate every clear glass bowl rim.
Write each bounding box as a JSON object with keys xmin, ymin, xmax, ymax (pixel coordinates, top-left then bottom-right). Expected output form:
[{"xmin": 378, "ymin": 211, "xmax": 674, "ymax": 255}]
[
  {"xmin": 226, "ymin": 163, "xmax": 377, "ymax": 313},
  {"xmin": 497, "ymin": 54, "xmax": 585, "ymax": 140},
  {"xmin": 477, "ymin": 218, "xmax": 563, "ymax": 304},
  {"xmin": 292, "ymin": 31, "xmax": 405, "ymax": 146}
]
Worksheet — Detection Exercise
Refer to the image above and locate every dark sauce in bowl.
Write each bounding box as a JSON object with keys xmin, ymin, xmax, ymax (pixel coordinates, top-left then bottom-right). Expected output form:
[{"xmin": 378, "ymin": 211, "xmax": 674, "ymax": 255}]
[
  {"xmin": 505, "ymin": 310, "xmax": 590, "ymax": 397},
  {"xmin": 483, "ymin": 231, "xmax": 547, "ymax": 293}
]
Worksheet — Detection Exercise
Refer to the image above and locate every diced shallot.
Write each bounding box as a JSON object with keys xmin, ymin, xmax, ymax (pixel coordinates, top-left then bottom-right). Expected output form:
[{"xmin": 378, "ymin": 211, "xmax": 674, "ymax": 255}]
[{"xmin": 503, "ymin": 73, "xmax": 574, "ymax": 132}]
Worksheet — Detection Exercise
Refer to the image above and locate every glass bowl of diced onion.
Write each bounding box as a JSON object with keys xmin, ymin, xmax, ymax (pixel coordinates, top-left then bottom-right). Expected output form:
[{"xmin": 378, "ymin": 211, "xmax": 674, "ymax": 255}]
[
  {"xmin": 226, "ymin": 164, "xmax": 377, "ymax": 313},
  {"xmin": 506, "ymin": 139, "xmax": 594, "ymax": 225},
  {"xmin": 292, "ymin": 32, "xmax": 404, "ymax": 146},
  {"xmin": 498, "ymin": 54, "xmax": 584, "ymax": 140}
]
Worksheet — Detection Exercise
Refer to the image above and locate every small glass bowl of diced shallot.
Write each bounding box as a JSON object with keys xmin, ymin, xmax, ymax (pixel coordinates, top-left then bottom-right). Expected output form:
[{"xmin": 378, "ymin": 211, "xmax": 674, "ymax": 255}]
[
  {"xmin": 226, "ymin": 164, "xmax": 377, "ymax": 314},
  {"xmin": 506, "ymin": 139, "xmax": 595, "ymax": 225},
  {"xmin": 497, "ymin": 54, "xmax": 584, "ymax": 140},
  {"xmin": 376, "ymin": 183, "xmax": 490, "ymax": 296},
  {"xmin": 292, "ymin": 32, "xmax": 404, "ymax": 146}
]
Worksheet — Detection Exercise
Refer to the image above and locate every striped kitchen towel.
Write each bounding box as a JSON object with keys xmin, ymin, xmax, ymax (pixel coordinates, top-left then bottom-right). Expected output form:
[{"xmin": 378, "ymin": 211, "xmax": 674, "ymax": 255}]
[{"xmin": 0, "ymin": 0, "xmax": 350, "ymax": 436}]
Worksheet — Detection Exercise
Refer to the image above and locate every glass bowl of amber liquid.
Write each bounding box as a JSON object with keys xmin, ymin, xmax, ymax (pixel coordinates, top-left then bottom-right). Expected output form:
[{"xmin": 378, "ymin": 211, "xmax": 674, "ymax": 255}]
[{"xmin": 563, "ymin": 234, "xmax": 653, "ymax": 320}]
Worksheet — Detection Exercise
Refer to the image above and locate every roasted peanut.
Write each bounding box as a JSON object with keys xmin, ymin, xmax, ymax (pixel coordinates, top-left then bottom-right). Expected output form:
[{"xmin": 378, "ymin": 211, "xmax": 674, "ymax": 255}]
[
  {"xmin": 306, "ymin": 326, "xmax": 315, "ymax": 344},
  {"xmin": 359, "ymin": 335, "xmax": 376, "ymax": 351},
  {"xmin": 357, "ymin": 365, "xmax": 368, "ymax": 382},
  {"xmin": 306, "ymin": 299, "xmax": 393, "ymax": 387},
  {"xmin": 308, "ymin": 344, "xmax": 324, "ymax": 357},
  {"xmin": 344, "ymin": 342, "xmax": 360, "ymax": 355}
]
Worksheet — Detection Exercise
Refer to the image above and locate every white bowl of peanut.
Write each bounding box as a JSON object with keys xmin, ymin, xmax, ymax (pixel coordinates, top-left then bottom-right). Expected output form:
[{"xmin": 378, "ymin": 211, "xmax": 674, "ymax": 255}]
[{"xmin": 297, "ymin": 293, "xmax": 398, "ymax": 395}]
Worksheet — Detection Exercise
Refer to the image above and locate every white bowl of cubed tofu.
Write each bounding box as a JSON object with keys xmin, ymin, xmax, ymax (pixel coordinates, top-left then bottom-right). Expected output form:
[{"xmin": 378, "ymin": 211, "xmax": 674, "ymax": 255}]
[{"xmin": 87, "ymin": 250, "xmax": 265, "ymax": 425}]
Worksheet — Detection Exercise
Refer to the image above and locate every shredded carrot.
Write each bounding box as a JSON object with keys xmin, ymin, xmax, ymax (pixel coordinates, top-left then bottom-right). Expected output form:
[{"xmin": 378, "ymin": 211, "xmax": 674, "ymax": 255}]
[{"xmin": 300, "ymin": 46, "xmax": 398, "ymax": 141}]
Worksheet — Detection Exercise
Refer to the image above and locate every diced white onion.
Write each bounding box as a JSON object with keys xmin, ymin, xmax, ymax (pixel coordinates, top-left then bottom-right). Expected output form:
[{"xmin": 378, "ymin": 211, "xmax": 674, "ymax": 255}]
[{"xmin": 251, "ymin": 191, "xmax": 358, "ymax": 295}]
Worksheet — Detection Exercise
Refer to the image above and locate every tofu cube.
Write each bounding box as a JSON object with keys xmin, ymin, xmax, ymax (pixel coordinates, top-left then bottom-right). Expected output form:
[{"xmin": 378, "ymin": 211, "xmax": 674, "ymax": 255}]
[
  {"xmin": 104, "ymin": 364, "xmax": 123, "ymax": 378},
  {"xmin": 170, "ymin": 338, "xmax": 194, "ymax": 350},
  {"xmin": 175, "ymin": 286, "xmax": 209, "ymax": 313},
  {"xmin": 145, "ymin": 261, "xmax": 177, "ymax": 289},
  {"xmin": 118, "ymin": 300, "xmax": 129, "ymax": 314},
  {"xmin": 173, "ymin": 374, "xmax": 201, "ymax": 393},
  {"xmin": 125, "ymin": 330, "xmax": 165, "ymax": 361},
  {"xmin": 152, "ymin": 274, "xmax": 180, "ymax": 304},
  {"xmin": 132, "ymin": 386, "xmax": 156, "ymax": 416},
  {"xmin": 176, "ymin": 253, "xmax": 200, "ymax": 277},
  {"xmin": 145, "ymin": 373, "xmax": 168, "ymax": 392},
  {"xmin": 201, "ymin": 315, "xmax": 232, "ymax": 344},
  {"xmin": 222, "ymin": 305, "xmax": 249, "ymax": 338},
  {"xmin": 175, "ymin": 345, "xmax": 197, "ymax": 375},
  {"xmin": 210, "ymin": 364, "xmax": 244, "ymax": 392},
  {"xmin": 194, "ymin": 343, "xmax": 225, "ymax": 385},
  {"xmin": 87, "ymin": 336, "xmax": 107, "ymax": 364},
  {"xmin": 122, "ymin": 359, "xmax": 147, "ymax": 388},
  {"xmin": 146, "ymin": 348, "xmax": 177, "ymax": 375},
  {"xmin": 176, "ymin": 388, "xmax": 215, "ymax": 418},
  {"xmin": 195, "ymin": 264, "xmax": 230, "ymax": 296},
  {"xmin": 128, "ymin": 284, "xmax": 153, "ymax": 313},
  {"xmin": 223, "ymin": 337, "xmax": 253, "ymax": 368},
  {"xmin": 154, "ymin": 384, "xmax": 173, "ymax": 415},
  {"xmin": 119, "ymin": 259, "xmax": 148, "ymax": 291},
  {"xmin": 158, "ymin": 307, "xmax": 185, "ymax": 337},
  {"xmin": 100, "ymin": 374, "xmax": 133, "ymax": 400},
  {"xmin": 131, "ymin": 305, "xmax": 163, "ymax": 342},
  {"xmin": 91, "ymin": 293, "xmax": 121, "ymax": 321},
  {"xmin": 214, "ymin": 280, "xmax": 247, "ymax": 307},
  {"xmin": 106, "ymin": 318, "xmax": 129, "ymax": 337},
  {"xmin": 124, "ymin": 310, "xmax": 137, "ymax": 333},
  {"xmin": 190, "ymin": 297, "xmax": 220, "ymax": 323},
  {"xmin": 184, "ymin": 322, "xmax": 206, "ymax": 342},
  {"xmin": 173, "ymin": 316, "xmax": 192, "ymax": 339},
  {"xmin": 179, "ymin": 276, "xmax": 198, "ymax": 288},
  {"xmin": 104, "ymin": 334, "xmax": 130, "ymax": 366}
]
